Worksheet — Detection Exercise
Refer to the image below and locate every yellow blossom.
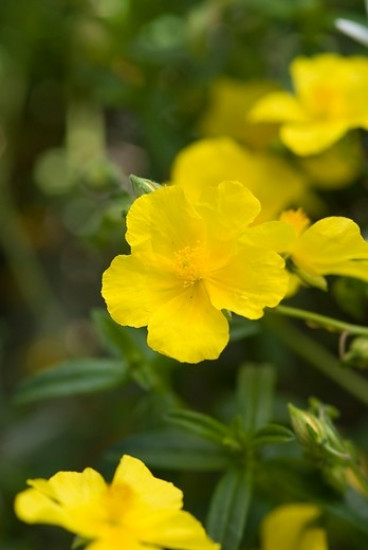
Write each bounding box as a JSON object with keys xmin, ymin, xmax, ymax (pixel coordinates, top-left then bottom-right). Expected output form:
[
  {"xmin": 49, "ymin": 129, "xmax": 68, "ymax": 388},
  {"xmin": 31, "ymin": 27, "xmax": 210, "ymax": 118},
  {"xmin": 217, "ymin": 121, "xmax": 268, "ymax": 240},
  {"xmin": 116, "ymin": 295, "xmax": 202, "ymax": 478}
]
[
  {"xmin": 14, "ymin": 454, "xmax": 219, "ymax": 550},
  {"xmin": 102, "ymin": 181, "xmax": 288, "ymax": 363},
  {"xmin": 198, "ymin": 77, "xmax": 279, "ymax": 149},
  {"xmin": 260, "ymin": 504, "xmax": 328, "ymax": 550},
  {"xmin": 250, "ymin": 54, "xmax": 368, "ymax": 155},
  {"xmin": 170, "ymin": 137, "xmax": 306, "ymax": 223},
  {"xmin": 278, "ymin": 208, "xmax": 368, "ymax": 289}
]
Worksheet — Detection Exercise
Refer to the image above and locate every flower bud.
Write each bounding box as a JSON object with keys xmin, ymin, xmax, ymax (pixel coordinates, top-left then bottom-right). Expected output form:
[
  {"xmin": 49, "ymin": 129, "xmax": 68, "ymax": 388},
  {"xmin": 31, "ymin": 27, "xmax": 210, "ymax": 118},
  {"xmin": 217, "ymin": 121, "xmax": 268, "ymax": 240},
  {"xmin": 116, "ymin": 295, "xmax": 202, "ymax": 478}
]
[{"xmin": 130, "ymin": 174, "xmax": 161, "ymax": 196}]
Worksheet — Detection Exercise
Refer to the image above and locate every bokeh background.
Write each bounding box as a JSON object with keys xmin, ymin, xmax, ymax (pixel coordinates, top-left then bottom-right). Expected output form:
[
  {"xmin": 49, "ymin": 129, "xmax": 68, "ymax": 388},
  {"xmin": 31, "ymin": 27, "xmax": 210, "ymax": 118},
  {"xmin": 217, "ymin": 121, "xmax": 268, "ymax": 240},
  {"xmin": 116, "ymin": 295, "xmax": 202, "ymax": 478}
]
[{"xmin": 2, "ymin": 1, "xmax": 368, "ymax": 548}]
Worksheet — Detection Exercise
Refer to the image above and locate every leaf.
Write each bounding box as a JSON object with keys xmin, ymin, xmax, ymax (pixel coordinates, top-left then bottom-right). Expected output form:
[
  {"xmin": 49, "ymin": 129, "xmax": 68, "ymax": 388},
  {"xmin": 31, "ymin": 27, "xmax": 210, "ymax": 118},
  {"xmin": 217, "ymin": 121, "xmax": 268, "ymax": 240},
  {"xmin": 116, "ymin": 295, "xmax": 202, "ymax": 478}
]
[
  {"xmin": 251, "ymin": 423, "xmax": 295, "ymax": 447},
  {"xmin": 236, "ymin": 364, "xmax": 276, "ymax": 434},
  {"xmin": 166, "ymin": 409, "xmax": 229, "ymax": 445},
  {"xmin": 229, "ymin": 315, "xmax": 260, "ymax": 342},
  {"xmin": 206, "ymin": 467, "xmax": 253, "ymax": 550},
  {"xmin": 92, "ymin": 308, "xmax": 150, "ymax": 363},
  {"xmin": 14, "ymin": 358, "xmax": 129, "ymax": 403},
  {"xmin": 106, "ymin": 429, "xmax": 231, "ymax": 471}
]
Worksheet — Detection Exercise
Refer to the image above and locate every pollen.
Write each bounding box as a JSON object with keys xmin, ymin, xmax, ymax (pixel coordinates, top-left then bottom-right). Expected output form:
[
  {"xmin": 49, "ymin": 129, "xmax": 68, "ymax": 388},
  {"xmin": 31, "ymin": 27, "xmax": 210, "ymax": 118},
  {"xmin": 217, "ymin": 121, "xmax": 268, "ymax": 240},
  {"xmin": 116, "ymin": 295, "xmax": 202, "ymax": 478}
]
[
  {"xmin": 309, "ymin": 84, "xmax": 346, "ymax": 118},
  {"xmin": 280, "ymin": 208, "xmax": 311, "ymax": 236},
  {"xmin": 173, "ymin": 245, "xmax": 205, "ymax": 286}
]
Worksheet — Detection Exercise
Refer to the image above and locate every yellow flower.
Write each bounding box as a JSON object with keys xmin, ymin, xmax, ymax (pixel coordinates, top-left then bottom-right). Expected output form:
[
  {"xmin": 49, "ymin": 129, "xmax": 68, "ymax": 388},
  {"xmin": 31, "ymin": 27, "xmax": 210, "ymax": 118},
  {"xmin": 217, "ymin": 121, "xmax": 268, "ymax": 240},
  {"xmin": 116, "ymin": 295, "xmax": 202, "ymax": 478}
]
[
  {"xmin": 102, "ymin": 181, "xmax": 288, "ymax": 363},
  {"xmin": 279, "ymin": 208, "xmax": 368, "ymax": 288},
  {"xmin": 260, "ymin": 504, "xmax": 328, "ymax": 550},
  {"xmin": 198, "ymin": 77, "xmax": 279, "ymax": 149},
  {"xmin": 250, "ymin": 54, "xmax": 368, "ymax": 155},
  {"xmin": 15, "ymin": 454, "xmax": 219, "ymax": 550},
  {"xmin": 170, "ymin": 137, "xmax": 306, "ymax": 223}
]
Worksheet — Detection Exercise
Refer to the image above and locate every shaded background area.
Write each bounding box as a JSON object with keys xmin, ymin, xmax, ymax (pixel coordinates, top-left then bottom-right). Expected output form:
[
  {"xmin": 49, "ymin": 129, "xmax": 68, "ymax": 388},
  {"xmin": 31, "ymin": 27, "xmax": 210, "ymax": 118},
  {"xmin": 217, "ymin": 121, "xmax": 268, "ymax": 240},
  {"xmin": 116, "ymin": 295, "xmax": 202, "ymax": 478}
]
[{"xmin": 1, "ymin": 1, "xmax": 368, "ymax": 548}]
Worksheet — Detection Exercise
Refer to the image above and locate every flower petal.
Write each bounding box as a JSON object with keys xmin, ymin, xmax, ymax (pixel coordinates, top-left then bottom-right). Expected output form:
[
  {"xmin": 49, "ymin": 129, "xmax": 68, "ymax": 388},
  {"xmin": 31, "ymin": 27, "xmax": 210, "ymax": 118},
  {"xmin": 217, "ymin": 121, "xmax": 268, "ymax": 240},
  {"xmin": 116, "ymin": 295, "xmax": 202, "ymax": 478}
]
[
  {"xmin": 113, "ymin": 455, "xmax": 182, "ymax": 511},
  {"xmin": 293, "ymin": 217, "xmax": 368, "ymax": 277},
  {"xmin": 206, "ymin": 244, "xmax": 288, "ymax": 319},
  {"xmin": 261, "ymin": 504, "xmax": 327, "ymax": 550},
  {"xmin": 170, "ymin": 137, "xmax": 256, "ymax": 204},
  {"xmin": 143, "ymin": 510, "xmax": 220, "ymax": 550},
  {"xmin": 280, "ymin": 121, "xmax": 349, "ymax": 156},
  {"xmin": 249, "ymin": 91, "xmax": 307, "ymax": 123},
  {"xmin": 102, "ymin": 254, "xmax": 180, "ymax": 328},
  {"xmin": 147, "ymin": 283, "xmax": 229, "ymax": 363},
  {"xmin": 126, "ymin": 185, "xmax": 204, "ymax": 255}
]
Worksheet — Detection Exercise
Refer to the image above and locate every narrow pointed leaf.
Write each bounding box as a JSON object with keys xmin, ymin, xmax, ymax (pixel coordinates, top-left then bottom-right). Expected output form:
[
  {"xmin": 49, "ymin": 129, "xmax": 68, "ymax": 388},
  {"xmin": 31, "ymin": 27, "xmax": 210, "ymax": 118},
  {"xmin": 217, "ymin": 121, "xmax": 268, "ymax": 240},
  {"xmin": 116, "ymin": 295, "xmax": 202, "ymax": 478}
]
[
  {"xmin": 236, "ymin": 364, "xmax": 276, "ymax": 433},
  {"xmin": 207, "ymin": 466, "xmax": 253, "ymax": 550},
  {"xmin": 167, "ymin": 409, "xmax": 229, "ymax": 445},
  {"xmin": 14, "ymin": 358, "xmax": 128, "ymax": 403}
]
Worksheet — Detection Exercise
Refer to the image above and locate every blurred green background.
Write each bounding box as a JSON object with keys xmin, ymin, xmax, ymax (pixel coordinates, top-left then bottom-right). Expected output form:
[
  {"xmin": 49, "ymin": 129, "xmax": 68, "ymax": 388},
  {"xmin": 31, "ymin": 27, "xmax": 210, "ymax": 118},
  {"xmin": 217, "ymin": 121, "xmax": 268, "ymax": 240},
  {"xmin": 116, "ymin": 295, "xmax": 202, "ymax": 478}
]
[{"xmin": 1, "ymin": 1, "xmax": 368, "ymax": 548}]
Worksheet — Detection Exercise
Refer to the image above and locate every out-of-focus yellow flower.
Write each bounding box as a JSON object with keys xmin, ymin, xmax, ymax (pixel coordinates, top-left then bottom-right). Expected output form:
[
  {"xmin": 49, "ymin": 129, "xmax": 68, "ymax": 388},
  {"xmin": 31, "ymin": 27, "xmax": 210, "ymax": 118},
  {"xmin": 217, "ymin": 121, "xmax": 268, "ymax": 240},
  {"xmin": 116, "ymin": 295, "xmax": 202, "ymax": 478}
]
[
  {"xmin": 198, "ymin": 77, "xmax": 279, "ymax": 149},
  {"xmin": 298, "ymin": 134, "xmax": 364, "ymax": 189},
  {"xmin": 102, "ymin": 181, "xmax": 288, "ymax": 363},
  {"xmin": 250, "ymin": 54, "xmax": 368, "ymax": 156},
  {"xmin": 279, "ymin": 208, "xmax": 368, "ymax": 289},
  {"xmin": 15, "ymin": 454, "xmax": 219, "ymax": 550},
  {"xmin": 260, "ymin": 504, "xmax": 328, "ymax": 550},
  {"xmin": 170, "ymin": 137, "xmax": 306, "ymax": 223}
]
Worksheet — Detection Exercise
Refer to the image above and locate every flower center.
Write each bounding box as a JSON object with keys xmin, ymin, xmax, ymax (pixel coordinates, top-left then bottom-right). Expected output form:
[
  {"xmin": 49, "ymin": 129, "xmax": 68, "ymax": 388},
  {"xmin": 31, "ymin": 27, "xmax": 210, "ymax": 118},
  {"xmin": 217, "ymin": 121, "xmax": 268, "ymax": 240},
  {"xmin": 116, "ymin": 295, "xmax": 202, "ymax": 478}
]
[
  {"xmin": 308, "ymin": 84, "xmax": 345, "ymax": 118},
  {"xmin": 173, "ymin": 245, "xmax": 204, "ymax": 287}
]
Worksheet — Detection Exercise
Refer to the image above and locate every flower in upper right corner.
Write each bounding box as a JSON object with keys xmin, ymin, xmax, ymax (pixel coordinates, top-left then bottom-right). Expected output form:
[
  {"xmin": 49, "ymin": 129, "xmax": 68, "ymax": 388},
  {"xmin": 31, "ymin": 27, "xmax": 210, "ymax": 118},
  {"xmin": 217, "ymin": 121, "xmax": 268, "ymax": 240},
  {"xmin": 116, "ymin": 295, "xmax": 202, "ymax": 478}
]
[{"xmin": 249, "ymin": 53, "xmax": 368, "ymax": 156}]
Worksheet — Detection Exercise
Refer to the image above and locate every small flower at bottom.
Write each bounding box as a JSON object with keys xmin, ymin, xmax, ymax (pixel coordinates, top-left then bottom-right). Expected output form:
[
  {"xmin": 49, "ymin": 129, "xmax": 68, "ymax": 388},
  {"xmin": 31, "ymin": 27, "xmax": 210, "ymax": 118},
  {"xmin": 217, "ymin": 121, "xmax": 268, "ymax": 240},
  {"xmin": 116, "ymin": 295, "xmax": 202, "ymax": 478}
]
[
  {"xmin": 260, "ymin": 503, "xmax": 328, "ymax": 550},
  {"xmin": 14, "ymin": 454, "xmax": 219, "ymax": 550},
  {"xmin": 102, "ymin": 181, "xmax": 289, "ymax": 363}
]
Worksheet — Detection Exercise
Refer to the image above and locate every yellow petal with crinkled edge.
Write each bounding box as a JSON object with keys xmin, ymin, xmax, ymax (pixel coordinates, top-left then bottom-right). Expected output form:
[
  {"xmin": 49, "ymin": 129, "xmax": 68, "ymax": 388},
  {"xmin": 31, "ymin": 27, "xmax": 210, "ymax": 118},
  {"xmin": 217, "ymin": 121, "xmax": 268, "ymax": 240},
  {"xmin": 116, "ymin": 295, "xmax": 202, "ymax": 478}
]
[
  {"xmin": 205, "ymin": 243, "xmax": 288, "ymax": 319},
  {"xmin": 113, "ymin": 455, "xmax": 182, "ymax": 511},
  {"xmin": 15, "ymin": 469, "xmax": 108, "ymax": 539},
  {"xmin": 126, "ymin": 185, "xmax": 204, "ymax": 255},
  {"xmin": 144, "ymin": 510, "xmax": 220, "ymax": 550},
  {"xmin": 261, "ymin": 504, "xmax": 327, "ymax": 550},
  {"xmin": 281, "ymin": 120, "xmax": 350, "ymax": 156},
  {"xmin": 249, "ymin": 91, "xmax": 307, "ymax": 123},
  {"xmin": 293, "ymin": 217, "xmax": 368, "ymax": 276},
  {"xmin": 170, "ymin": 137, "xmax": 255, "ymax": 204},
  {"xmin": 170, "ymin": 137, "xmax": 305, "ymax": 222},
  {"xmin": 242, "ymin": 221, "xmax": 296, "ymax": 253},
  {"xmin": 197, "ymin": 180, "xmax": 260, "ymax": 242},
  {"xmin": 147, "ymin": 282, "xmax": 229, "ymax": 363},
  {"xmin": 102, "ymin": 254, "xmax": 181, "ymax": 328}
]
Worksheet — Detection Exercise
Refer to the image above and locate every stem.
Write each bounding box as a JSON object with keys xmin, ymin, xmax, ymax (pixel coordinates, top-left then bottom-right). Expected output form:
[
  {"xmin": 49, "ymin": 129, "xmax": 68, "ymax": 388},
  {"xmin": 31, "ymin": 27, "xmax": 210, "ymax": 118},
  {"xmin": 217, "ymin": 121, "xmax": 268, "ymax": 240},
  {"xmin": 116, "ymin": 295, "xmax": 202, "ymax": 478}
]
[
  {"xmin": 265, "ymin": 315, "xmax": 368, "ymax": 407},
  {"xmin": 273, "ymin": 304, "xmax": 368, "ymax": 337}
]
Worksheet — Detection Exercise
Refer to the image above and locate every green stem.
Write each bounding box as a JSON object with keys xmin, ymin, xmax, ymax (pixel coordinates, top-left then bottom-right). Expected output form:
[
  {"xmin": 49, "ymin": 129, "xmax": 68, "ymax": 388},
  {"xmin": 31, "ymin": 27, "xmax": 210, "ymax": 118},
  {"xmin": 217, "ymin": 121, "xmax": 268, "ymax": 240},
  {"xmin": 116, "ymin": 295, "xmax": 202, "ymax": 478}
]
[
  {"xmin": 265, "ymin": 315, "xmax": 368, "ymax": 407},
  {"xmin": 274, "ymin": 304, "xmax": 368, "ymax": 337}
]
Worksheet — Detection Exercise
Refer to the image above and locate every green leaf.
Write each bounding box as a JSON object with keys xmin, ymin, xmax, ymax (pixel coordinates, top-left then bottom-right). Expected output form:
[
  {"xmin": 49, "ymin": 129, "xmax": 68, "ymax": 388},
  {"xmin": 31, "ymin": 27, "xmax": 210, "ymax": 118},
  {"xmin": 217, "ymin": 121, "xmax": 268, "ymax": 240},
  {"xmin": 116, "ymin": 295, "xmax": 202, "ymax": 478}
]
[
  {"xmin": 250, "ymin": 423, "xmax": 295, "ymax": 447},
  {"xmin": 230, "ymin": 315, "xmax": 260, "ymax": 342},
  {"xmin": 207, "ymin": 466, "xmax": 253, "ymax": 550},
  {"xmin": 106, "ymin": 429, "xmax": 231, "ymax": 471},
  {"xmin": 166, "ymin": 409, "xmax": 229, "ymax": 445},
  {"xmin": 236, "ymin": 364, "xmax": 276, "ymax": 434},
  {"xmin": 92, "ymin": 308, "xmax": 149, "ymax": 363},
  {"xmin": 14, "ymin": 358, "xmax": 129, "ymax": 404}
]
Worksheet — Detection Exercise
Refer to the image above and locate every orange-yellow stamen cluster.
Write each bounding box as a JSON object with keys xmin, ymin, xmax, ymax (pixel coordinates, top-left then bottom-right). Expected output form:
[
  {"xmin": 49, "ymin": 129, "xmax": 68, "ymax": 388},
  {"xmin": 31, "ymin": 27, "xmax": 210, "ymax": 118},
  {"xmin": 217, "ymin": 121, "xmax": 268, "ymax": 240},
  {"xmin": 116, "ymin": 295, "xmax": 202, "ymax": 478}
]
[
  {"xmin": 173, "ymin": 245, "xmax": 205, "ymax": 287},
  {"xmin": 280, "ymin": 208, "xmax": 310, "ymax": 236}
]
